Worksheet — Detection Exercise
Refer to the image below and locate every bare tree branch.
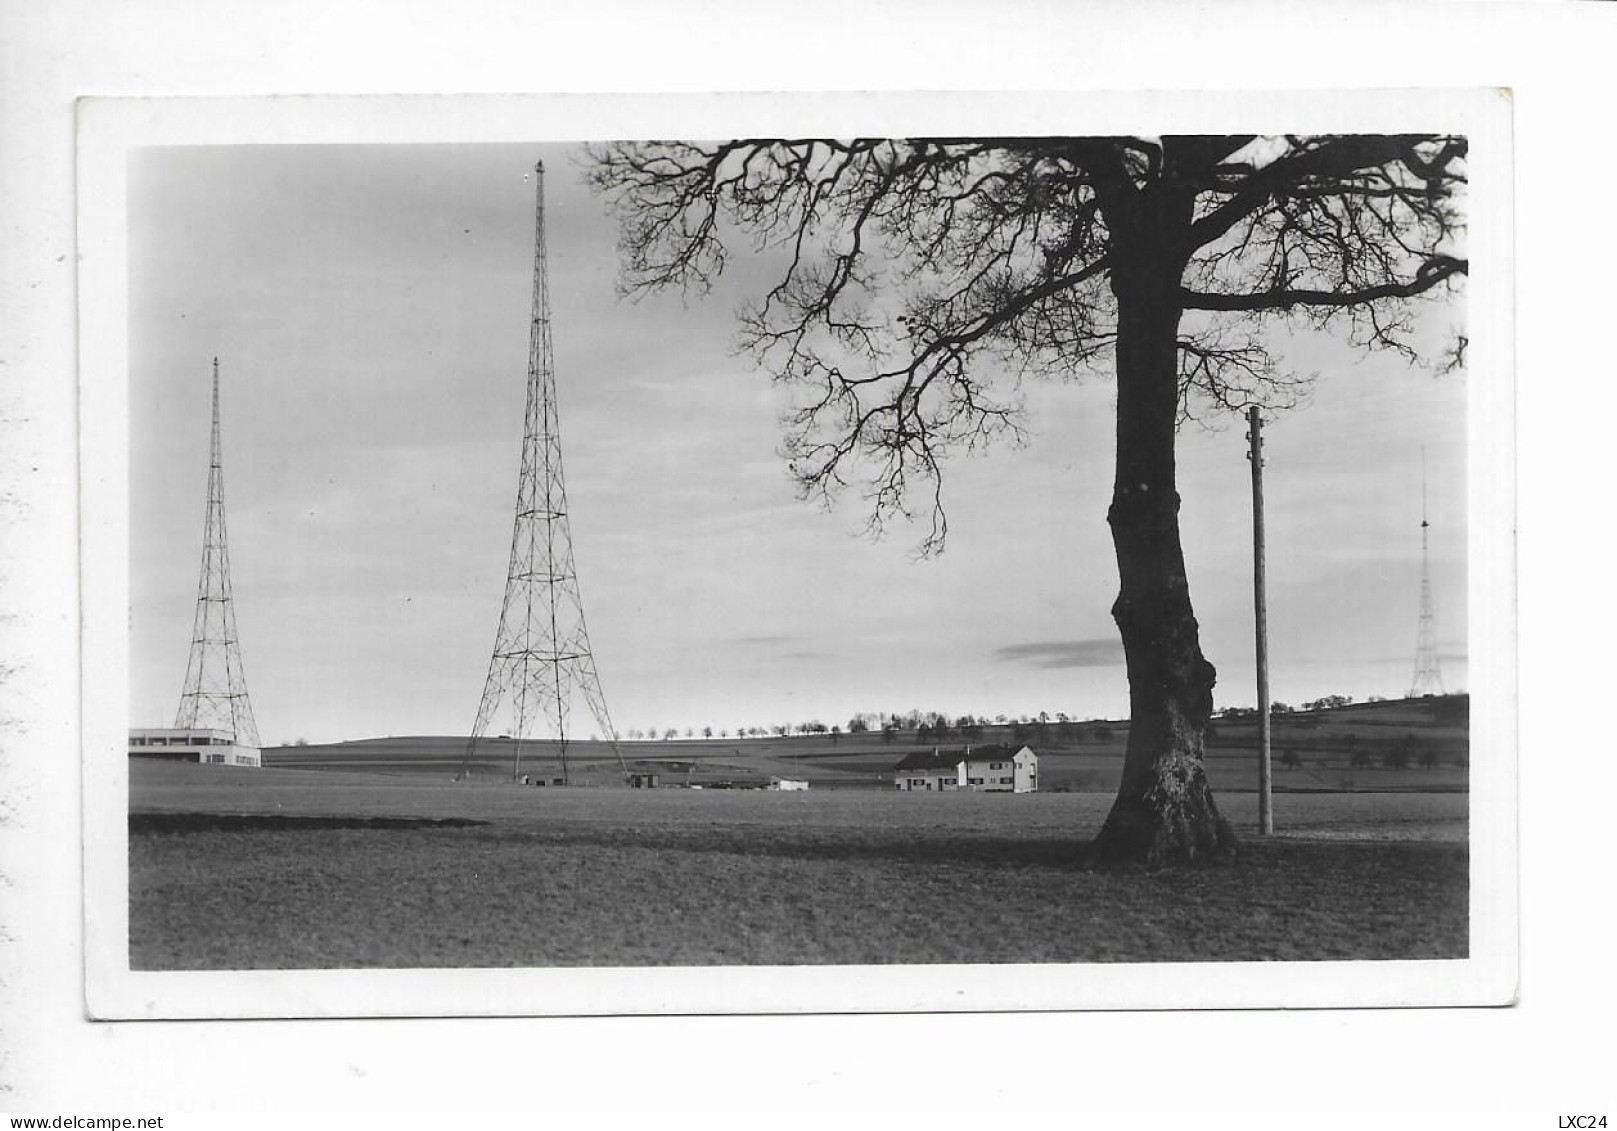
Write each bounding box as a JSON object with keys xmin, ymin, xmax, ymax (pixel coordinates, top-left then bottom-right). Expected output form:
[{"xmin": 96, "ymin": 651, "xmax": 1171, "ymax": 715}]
[
  {"xmin": 1182, "ymin": 253, "xmax": 1467, "ymax": 311},
  {"xmin": 589, "ymin": 134, "xmax": 1466, "ymax": 554}
]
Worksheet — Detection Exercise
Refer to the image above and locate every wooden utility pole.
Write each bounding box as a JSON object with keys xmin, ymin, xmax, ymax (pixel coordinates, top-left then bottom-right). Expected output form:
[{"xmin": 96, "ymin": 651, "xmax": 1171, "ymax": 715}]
[{"xmin": 1247, "ymin": 406, "xmax": 1274, "ymax": 835}]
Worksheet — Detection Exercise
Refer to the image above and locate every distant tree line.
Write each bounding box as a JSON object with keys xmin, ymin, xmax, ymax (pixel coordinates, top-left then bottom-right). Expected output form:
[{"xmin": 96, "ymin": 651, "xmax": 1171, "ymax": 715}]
[
  {"xmin": 618, "ymin": 709, "xmax": 1123, "ymax": 746},
  {"xmin": 616, "ymin": 694, "xmax": 1463, "ymax": 747}
]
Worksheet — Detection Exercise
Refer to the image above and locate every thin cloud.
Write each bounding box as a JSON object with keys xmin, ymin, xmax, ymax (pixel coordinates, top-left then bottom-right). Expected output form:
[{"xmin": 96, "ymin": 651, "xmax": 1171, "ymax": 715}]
[
  {"xmin": 727, "ymin": 635, "xmax": 827, "ymax": 662},
  {"xmin": 994, "ymin": 639, "xmax": 1125, "ymax": 669}
]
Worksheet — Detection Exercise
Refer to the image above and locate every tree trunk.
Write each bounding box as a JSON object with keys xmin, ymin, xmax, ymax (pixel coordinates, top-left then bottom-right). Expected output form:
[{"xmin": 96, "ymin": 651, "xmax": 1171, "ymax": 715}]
[{"xmin": 1081, "ymin": 225, "xmax": 1235, "ymax": 869}]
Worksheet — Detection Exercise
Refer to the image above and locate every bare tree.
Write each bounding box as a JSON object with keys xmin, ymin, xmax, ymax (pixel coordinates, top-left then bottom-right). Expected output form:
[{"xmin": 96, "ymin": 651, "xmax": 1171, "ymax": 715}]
[{"xmin": 590, "ymin": 135, "xmax": 1465, "ymax": 866}]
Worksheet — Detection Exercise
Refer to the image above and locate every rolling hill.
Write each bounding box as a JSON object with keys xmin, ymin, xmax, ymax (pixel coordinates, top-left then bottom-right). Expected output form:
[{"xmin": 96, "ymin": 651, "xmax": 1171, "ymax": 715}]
[{"xmin": 263, "ymin": 694, "xmax": 1470, "ymax": 794}]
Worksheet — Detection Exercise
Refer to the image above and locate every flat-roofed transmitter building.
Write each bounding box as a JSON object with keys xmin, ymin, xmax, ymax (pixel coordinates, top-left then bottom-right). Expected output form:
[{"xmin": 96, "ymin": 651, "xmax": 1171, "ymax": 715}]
[
  {"xmin": 128, "ymin": 727, "xmax": 261, "ymax": 768},
  {"xmin": 893, "ymin": 744, "xmax": 1038, "ymax": 793}
]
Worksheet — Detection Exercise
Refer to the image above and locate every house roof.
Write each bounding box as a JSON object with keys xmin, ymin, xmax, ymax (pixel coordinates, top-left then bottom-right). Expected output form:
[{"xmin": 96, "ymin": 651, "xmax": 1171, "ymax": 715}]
[
  {"xmin": 962, "ymin": 744, "xmax": 1036, "ymax": 765},
  {"xmin": 892, "ymin": 749, "xmax": 965, "ymax": 772},
  {"xmin": 961, "ymin": 744, "xmax": 1013, "ymax": 764}
]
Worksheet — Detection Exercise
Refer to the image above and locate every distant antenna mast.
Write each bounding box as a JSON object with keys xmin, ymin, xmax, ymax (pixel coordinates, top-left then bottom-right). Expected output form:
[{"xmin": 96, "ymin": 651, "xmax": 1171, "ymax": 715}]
[
  {"xmin": 457, "ymin": 161, "xmax": 628, "ymax": 785},
  {"xmin": 175, "ymin": 357, "xmax": 260, "ymax": 746},
  {"xmin": 1409, "ymin": 447, "xmax": 1445, "ymax": 697}
]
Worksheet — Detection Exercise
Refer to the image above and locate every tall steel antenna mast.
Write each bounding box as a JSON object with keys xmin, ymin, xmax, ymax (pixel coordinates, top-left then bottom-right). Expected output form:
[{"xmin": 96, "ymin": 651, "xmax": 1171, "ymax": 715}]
[
  {"xmin": 1408, "ymin": 446, "xmax": 1445, "ymax": 697},
  {"xmin": 175, "ymin": 357, "xmax": 260, "ymax": 746},
  {"xmin": 457, "ymin": 161, "xmax": 628, "ymax": 785}
]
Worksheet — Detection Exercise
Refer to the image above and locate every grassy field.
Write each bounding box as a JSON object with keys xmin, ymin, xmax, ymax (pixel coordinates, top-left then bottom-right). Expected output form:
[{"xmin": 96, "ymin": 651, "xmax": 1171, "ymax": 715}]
[{"xmin": 128, "ymin": 759, "xmax": 1468, "ymax": 970}]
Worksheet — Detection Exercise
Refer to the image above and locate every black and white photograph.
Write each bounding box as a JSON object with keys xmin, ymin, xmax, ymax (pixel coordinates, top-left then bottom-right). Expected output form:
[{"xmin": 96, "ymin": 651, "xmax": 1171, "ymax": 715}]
[
  {"xmin": 67, "ymin": 90, "xmax": 1514, "ymax": 1021},
  {"xmin": 11, "ymin": 0, "xmax": 1615, "ymax": 1119}
]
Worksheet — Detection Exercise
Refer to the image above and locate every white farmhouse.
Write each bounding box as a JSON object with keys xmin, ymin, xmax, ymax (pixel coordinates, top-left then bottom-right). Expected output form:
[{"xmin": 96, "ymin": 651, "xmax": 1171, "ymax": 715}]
[
  {"xmin": 960, "ymin": 745, "xmax": 1038, "ymax": 793},
  {"xmin": 892, "ymin": 748, "xmax": 965, "ymax": 791},
  {"xmin": 893, "ymin": 744, "xmax": 1037, "ymax": 793}
]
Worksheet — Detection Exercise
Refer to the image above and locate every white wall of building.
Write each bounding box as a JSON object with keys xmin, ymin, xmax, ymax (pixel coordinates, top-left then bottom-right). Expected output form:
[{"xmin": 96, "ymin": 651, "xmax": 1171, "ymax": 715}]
[{"xmin": 128, "ymin": 728, "xmax": 261, "ymax": 767}]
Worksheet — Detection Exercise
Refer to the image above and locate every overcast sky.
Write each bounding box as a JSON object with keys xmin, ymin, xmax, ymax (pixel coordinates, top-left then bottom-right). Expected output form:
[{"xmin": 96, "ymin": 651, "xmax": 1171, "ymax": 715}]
[{"xmin": 128, "ymin": 141, "xmax": 1468, "ymax": 745}]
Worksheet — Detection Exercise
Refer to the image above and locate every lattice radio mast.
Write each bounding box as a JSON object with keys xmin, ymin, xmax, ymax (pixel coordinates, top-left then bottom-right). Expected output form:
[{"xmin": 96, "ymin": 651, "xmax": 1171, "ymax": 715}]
[
  {"xmin": 457, "ymin": 161, "xmax": 628, "ymax": 784},
  {"xmin": 1408, "ymin": 447, "xmax": 1445, "ymax": 697},
  {"xmin": 175, "ymin": 357, "xmax": 260, "ymax": 746}
]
